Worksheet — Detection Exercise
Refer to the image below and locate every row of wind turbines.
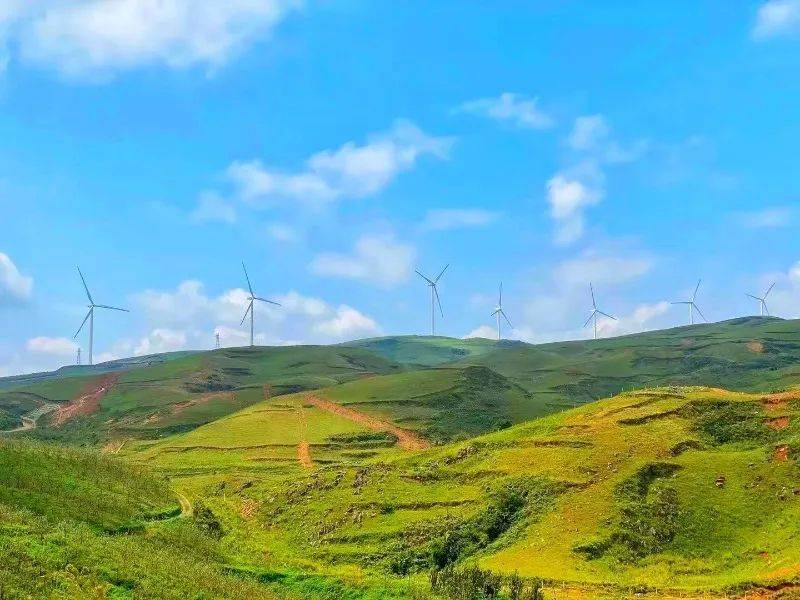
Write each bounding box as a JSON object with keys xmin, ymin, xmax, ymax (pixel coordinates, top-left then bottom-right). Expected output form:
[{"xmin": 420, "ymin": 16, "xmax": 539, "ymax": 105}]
[{"xmin": 70, "ymin": 264, "xmax": 778, "ymax": 366}]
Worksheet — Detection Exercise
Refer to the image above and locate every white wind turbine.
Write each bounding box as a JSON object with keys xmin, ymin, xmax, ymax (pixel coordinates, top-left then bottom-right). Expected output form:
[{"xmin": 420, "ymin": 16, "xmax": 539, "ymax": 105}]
[
  {"xmin": 73, "ymin": 267, "xmax": 129, "ymax": 366},
  {"xmin": 240, "ymin": 262, "xmax": 281, "ymax": 347},
  {"xmin": 491, "ymin": 283, "xmax": 512, "ymax": 341},
  {"xmin": 746, "ymin": 282, "xmax": 775, "ymax": 317},
  {"xmin": 583, "ymin": 283, "xmax": 616, "ymax": 340},
  {"xmin": 672, "ymin": 279, "xmax": 706, "ymax": 325},
  {"xmin": 416, "ymin": 265, "xmax": 448, "ymax": 336}
]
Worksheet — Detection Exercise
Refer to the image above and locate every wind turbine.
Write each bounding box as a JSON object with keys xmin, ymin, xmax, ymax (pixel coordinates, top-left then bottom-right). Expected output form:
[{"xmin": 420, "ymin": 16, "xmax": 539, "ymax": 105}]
[
  {"xmin": 73, "ymin": 267, "xmax": 129, "ymax": 366},
  {"xmin": 583, "ymin": 283, "xmax": 616, "ymax": 340},
  {"xmin": 416, "ymin": 265, "xmax": 448, "ymax": 336},
  {"xmin": 746, "ymin": 282, "xmax": 775, "ymax": 317},
  {"xmin": 240, "ymin": 262, "xmax": 281, "ymax": 347},
  {"xmin": 491, "ymin": 283, "xmax": 512, "ymax": 341},
  {"xmin": 672, "ymin": 279, "xmax": 706, "ymax": 325}
]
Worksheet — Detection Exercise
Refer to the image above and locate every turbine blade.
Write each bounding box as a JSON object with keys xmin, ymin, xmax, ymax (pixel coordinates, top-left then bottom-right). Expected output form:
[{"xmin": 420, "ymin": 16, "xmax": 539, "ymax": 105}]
[
  {"xmin": 434, "ymin": 285, "xmax": 444, "ymax": 318},
  {"xmin": 589, "ymin": 283, "xmax": 596, "ymax": 309},
  {"xmin": 434, "ymin": 264, "xmax": 449, "ymax": 283},
  {"xmin": 77, "ymin": 267, "xmax": 94, "ymax": 304},
  {"xmin": 95, "ymin": 304, "xmax": 129, "ymax": 312},
  {"xmin": 242, "ymin": 262, "xmax": 254, "ymax": 296},
  {"xmin": 672, "ymin": 301, "xmax": 691, "ymax": 305},
  {"xmin": 763, "ymin": 301, "xmax": 770, "ymax": 316},
  {"xmin": 74, "ymin": 309, "xmax": 92, "ymax": 338},
  {"xmin": 254, "ymin": 297, "xmax": 281, "ymax": 306},
  {"xmin": 501, "ymin": 309, "xmax": 513, "ymax": 328},
  {"xmin": 415, "ymin": 270, "xmax": 434, "ymax": 285},
  {"xmin": 597, "ymin": 310, "xmax": 617, "ymax": 321},
  {"xmin": 491, "ymin": 309, "xmax": 500, "ymax": 316},
  {"xmin": 692, "ymin": 303, "xmax": 707, "ymax": 322},
  {"xmin": 745, "ymin": 293, "xmax": 761, "ymax": 301},
  {"xmin": 240, "ymin": 301, "xmax": 253, "ymax": 326},
  {"xmin": 498, "ymin": 282, "xmax": 503, "ymax": 306},
  {"xmin": 583, "ymin": 311, "xmax": 596, "ymax": 328},
  {"xmin": 692, "ymin": 279, "xmax": 702, "ymax": 301},
  {"xmin": 764, "ymin": 282, "xmax": 776, "ymax": 298}
]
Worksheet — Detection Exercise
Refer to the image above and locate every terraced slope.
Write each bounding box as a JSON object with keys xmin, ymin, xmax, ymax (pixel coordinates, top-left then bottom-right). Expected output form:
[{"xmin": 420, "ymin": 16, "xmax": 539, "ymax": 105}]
[{"xmin": 135, "ymin": 385, "xmax": 800, "ymax": 598}]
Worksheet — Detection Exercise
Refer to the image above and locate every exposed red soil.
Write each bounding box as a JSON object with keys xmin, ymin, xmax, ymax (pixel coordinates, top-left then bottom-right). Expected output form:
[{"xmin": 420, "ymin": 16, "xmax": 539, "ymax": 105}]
[
  {"xmin": 240, "ymin": 498, "xmax": 260, "ymax": 519},
  {"xmin": 747, "ymin": 340, "xmax": 765, "ymax": 353},
  {"xmin": 170, "ymin": 392, "xmax": 234, "ymax": 415},
  {"xmin": 762, "ymin": 390, "xmax": 800, "ymax": 411},
  {"xmin": 774, "ymin": 445, "xmax": 790, "ymax": 462},
  {"xmin": 297, "ymin": 441, "xmax": 313, "ymax": 469},
  {"xmin": 305, "ymin": 394, "xmax": 430, "ymax": 451},
  {"xmin": 766, "ymin": 416, "xmax": 790, "ymax": 431},
  {"xmin": 53, "ymin": 374, "xmax": 117, "ymax": 426}
]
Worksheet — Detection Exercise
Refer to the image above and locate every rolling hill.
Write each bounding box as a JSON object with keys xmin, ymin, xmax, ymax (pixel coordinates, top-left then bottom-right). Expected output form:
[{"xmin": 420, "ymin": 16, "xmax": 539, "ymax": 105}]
[
  {"xmin": 5, "ymin": 317, "xmax": 800, "ymax": 448},
  {"xmin": 127, "ymin": 384, "xmax": 800, "ymax": 598}
]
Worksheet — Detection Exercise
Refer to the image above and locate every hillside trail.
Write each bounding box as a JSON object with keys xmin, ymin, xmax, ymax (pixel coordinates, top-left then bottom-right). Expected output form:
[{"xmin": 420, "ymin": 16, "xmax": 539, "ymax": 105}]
[
  {"xmin": 305, "ymin": 393, "xmax": 430, "ymax": 451},
  {"xmin": 175, "ymin": 491, "xmax": 193, "ymax": 517},
  {"xmin": 53, "ymin": 374, "xmax": 118, "ymax": 426},
  {"xmin": 293, "ymin": 392, "xmax": 313, "ymax": 469},
  {"xmin": 0, "ymin": 402, "xmax": 59, "ymax": 434}
]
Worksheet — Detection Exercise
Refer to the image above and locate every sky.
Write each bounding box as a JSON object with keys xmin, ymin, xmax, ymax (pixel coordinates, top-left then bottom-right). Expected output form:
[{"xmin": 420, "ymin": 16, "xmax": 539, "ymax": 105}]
[{"xmin": 2, "ymin": 0, "xmax": 800, "ymax": 375}]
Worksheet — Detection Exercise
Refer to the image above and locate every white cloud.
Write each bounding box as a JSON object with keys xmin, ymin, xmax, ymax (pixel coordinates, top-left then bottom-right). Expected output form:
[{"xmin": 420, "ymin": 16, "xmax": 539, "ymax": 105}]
[
  {"xmin": 133, "ymin": 280, "xmax": 380, "ymax": 347},
  {"xmin": 567, "ymin": 114, "xmax": 648, "ymax": 164},
  {"xmin": 26, "ymin": 336, "xmax": 78, "ymax": 357},
  {"xmin": 734, "ymin": 206, "xmax": 795, "ymax": 228},
  {"xmin": 226, "ymin": 121, "xmax": 453, "ymax": 207},
  {"xmin": 753, "ymin": 0, "xmax": 800, "ymax": 39},
  {"xmin": 9, "ymin": 0, "xmax": 301, "ymax": 79},
  {"xmin": 420, "ymin": 208, "xmax": 500, "ymax": 232},
  {"xmin": 598, "ymin": 301, "xmax": 671, "ymax": 338},
  {"xmin": 456, "ymin": 93, "xmax": 554, "ymax": 129},
  {"xmin": 545, "ymin": 168, "xmax": 603, "ymax": 245},
  {"xmin": 463, "ymin": 325, "xmax": 496, "ymax": 340},
  {"xmin": 0, "ymin": 252, "xmax": 33, "ymax": 304},
  {"xmin": 265, "ymin": 222, "xmax": 300, "ymax": 243},
  {"xmin": 555, "ymin": 251, "xmax": 653, "ymax": 286},
  {"xmin": 568, "ymin": 115, "xmax": 611, "ymax": 151},
  {"xmin": 310, "ymin": 234, "xmax": 416, "ymax": 288},
  {"xmin": 191, "ymin": 192, "xmax": 237, "ymax": 224},
  {"xmin": 134, "ymin": 328, "xmax": 187, "ymax": 356},
  {"xmin": 314, "ymin": 305, "xmax": 379, "ymax": 337}
]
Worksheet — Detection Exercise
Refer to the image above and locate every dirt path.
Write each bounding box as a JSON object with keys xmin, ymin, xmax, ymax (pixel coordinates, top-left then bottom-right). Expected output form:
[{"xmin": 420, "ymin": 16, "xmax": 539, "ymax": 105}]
[
  {"xmin": 305, "ymin": 393, "xmax": 430, "ymax": 451},
  {"xmin": 294, "ymin": 397, "xmax": 314, "ymax": 469},
  {"xmin": 175, "ymin": 491, "xmax": 193, "ymax": 517},
  {"xmin": 53, "ymin": 374, "xmax": 117, "ymax": 426},
  {"xmin": 0, "ymin": 402, "xmax": 59, "ymax": 434}
]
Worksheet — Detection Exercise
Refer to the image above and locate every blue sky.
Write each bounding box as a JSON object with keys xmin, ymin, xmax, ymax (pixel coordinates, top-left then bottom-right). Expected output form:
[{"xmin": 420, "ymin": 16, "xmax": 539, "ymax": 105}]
[{"xmin": 2, "ymin": 0, "xmax": 800, "ymax": 375}]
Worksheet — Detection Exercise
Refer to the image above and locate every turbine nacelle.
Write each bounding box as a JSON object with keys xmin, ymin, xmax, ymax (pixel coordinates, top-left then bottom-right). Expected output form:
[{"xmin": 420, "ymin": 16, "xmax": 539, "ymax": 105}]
[
  {"xmin": 416, "ymin": 265, "xmax": 448, "ymax": 335},
  {"xmin": 583, "ymin": 283, "xmax": 616, "ymax": 340},
  {"xmin": 240, "ymin": 262, "xmax": 281, "ymax": 347},
  {"xmin": 73, "ymin": 267, "xmax": 129, "ymax": 366}
]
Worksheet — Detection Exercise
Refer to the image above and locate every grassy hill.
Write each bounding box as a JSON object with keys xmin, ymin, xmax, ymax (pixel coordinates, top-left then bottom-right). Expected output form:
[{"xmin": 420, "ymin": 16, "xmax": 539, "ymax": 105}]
[
  {"xmin": 6, "ymin": 317, "xmax": 800, "ymax": 448},
  {"xmin": 130, "ymin": 384, "xmax": 800, "ymax": 598}
]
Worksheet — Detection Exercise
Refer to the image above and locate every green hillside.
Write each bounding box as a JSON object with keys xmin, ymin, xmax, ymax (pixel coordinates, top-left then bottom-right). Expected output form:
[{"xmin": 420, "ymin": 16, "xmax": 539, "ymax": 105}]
[
  {"xmin": 342, "ymin": 335, "xmax": 503, "ymax": 367},
  {"xmin": 130, "ymin": 385, "xmax": 800, "ymax": 598}
]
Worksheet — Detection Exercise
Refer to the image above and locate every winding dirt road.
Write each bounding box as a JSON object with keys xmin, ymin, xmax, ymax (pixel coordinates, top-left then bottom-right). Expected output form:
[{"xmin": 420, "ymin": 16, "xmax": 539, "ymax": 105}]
[
  {"xmin": 53, "ymin": 374, "xmax": 117, "ymax": 426},
  {"xmin": 305, "ymin": 393, "xmax": 429, "ymax": 451}
]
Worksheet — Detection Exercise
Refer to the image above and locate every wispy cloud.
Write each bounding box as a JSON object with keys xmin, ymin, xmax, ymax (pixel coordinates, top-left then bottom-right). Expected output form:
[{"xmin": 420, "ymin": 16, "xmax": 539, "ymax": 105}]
[
  {"xmin": 455, "ymin": 93, "xmax": 554, "ymax": 129},
  {"xmin": 753, "ymin": 0, "xmax": 800, "ymax": 39},
  {"xmin": 419, "ymin": 208, "xmax": 500, "ymax": 232},
  {"xmin": 190, "ymin": 191, "xmax": 237, "ymax": 225},
  {"xmin": 0, "ymin": 252, "xmax": 33, "ymax": 304},
  {"xmin": 545, "ymin": 161, "xmax": 604, "ymax": 246},
  {"xmin": 310, "ymin": 234, "xmax": 416, "ymax": 288},
  {"xmin": 226, "ymin": 121, "xmax": 453, "ymax": 208},
  {"xmin": 733, "ymin": 206, "xmax": 796, "ymax": 228}
]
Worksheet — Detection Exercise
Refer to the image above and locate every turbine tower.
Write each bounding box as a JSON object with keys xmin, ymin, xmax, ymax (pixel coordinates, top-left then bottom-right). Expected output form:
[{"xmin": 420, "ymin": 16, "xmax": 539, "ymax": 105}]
[
  {"xmin": 583, "ymin": 283, "xmax": 616, "ymax": 340},
  {"xmin": 746, "ymin": 282, "xmax": 775, "ymax": 317},
  {"xmin": 672, "ymin": 279, "xmax": 706, "ymax": 325},
  {"xmin": 416, "ymin": 265, "xmax": 448, "ymax": 336},
  {"xmin": 491, "ymin": 283, "xmax": 512, "ymax": 341},
  {"xmin": 240, "ymin": 262, "xmax": 281, "ymax": 347},
  {"xmin": 73, "ymin": 267, "xmax": 129, "ymax": 366},
  {"xmin": 76, "ymin": 348, "xmax": 81, "ymax": 366},
  {"xmin": 215, "ymin": 332, "xmax": 220, "ymax": 349}
]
